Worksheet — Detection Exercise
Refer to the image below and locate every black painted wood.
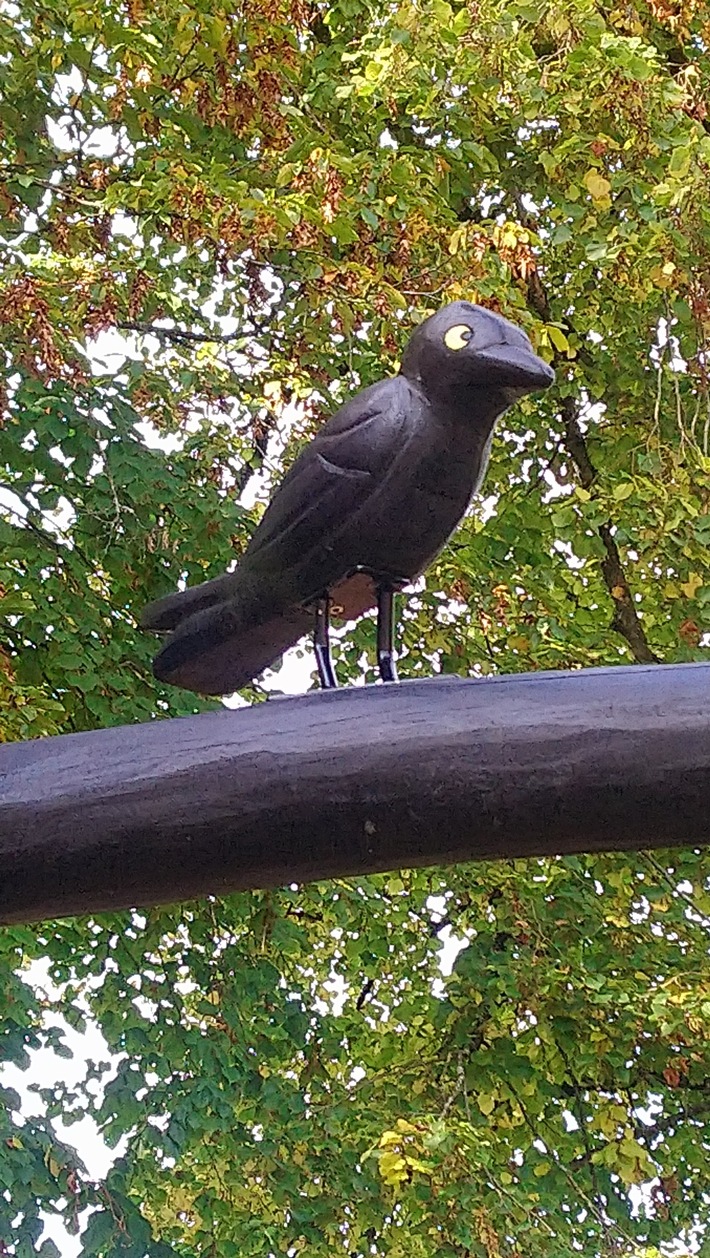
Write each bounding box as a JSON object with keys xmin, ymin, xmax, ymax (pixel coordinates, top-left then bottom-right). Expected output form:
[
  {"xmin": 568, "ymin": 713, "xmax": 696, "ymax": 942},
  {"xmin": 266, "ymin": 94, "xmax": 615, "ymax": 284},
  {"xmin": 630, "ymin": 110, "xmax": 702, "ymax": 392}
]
[{"xmin": 1, "ymin": 664, "xmax": 709, "ymax": 925}]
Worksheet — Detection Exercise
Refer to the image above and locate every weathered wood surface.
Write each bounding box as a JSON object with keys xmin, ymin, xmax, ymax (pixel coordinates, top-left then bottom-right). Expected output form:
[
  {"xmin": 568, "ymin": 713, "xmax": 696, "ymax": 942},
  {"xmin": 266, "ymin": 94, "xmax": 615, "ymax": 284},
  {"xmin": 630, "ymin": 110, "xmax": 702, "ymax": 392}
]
[{"xmin": 1, "ymin": 663, "xmax": 709, "ymax": 925}]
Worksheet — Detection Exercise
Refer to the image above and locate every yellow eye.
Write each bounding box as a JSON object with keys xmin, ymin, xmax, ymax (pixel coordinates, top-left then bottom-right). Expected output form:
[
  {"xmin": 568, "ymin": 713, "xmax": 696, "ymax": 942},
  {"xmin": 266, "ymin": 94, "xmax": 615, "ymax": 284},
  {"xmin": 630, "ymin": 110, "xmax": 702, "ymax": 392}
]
[{"xmin": 443, "ymin": 324, "xmax": 473, "ymax": 351}]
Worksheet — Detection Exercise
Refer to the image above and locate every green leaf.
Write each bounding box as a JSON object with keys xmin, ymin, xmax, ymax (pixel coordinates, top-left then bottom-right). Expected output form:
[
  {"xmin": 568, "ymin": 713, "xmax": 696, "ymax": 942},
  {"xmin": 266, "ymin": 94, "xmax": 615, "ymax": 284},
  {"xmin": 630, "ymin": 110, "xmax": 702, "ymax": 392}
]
[{"xmin": 612, "ymin": 482, "xmax": 634, "ymax": 501}]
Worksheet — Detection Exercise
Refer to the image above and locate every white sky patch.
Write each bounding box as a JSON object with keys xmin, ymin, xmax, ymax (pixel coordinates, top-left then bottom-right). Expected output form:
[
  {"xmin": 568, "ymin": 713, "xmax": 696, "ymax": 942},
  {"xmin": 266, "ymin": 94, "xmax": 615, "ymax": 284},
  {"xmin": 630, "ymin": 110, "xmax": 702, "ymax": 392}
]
[
  {"xmin": 0, "ymin": 485, "xmax": 76, "ymax": 544},
  {"xmin": 2, "ymin": 958, "xmax": 127, "ymax": 1256},
  {"xmin": 85, "ymin": 328, "xmax": 136, "ymax": 375},
  {"xmin": 653, "ymin": 317, "xmax": 688, "ymax": 373},
  {"xmin": 0, "ymin": 486, "xmax": 27, "ymax": 521}
]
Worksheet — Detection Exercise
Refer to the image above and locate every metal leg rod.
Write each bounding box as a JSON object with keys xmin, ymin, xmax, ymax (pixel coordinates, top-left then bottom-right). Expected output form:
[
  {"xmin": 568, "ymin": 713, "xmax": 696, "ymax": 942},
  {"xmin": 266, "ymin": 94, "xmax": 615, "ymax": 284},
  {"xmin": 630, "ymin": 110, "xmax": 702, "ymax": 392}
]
[
  {"xmin": 377, "ymin": 585, "xmax": 399, "ymax": 683},
  {"xmin": 313, "ymin": 597, "xmax": 338, "ymax": 689}
]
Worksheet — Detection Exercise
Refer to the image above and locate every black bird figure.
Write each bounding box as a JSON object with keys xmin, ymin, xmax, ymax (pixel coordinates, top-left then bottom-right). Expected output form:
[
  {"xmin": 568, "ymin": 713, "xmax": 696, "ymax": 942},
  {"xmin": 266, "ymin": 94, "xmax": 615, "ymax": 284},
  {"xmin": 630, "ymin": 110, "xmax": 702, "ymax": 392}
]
[{"xmin": 142, "ymin": 301, "xmax": 554, "ymax": 694}]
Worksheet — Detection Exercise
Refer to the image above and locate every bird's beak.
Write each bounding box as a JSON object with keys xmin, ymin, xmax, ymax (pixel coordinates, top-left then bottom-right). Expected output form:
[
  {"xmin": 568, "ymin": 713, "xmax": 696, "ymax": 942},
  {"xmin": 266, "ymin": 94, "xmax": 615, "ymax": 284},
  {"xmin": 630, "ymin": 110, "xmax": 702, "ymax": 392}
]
[{"xmin": 477, "ymin": 342, "xmax": 556, "ymax": 391}]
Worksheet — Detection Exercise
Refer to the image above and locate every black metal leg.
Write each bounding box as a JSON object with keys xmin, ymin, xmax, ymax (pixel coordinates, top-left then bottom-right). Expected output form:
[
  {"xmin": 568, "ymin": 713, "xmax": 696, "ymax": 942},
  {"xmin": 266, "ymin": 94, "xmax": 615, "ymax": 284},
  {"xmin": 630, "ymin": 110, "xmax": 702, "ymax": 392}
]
[
  {"xmin": 313, "ymin": 597, "xmax": 338, "ymax": 689},
  {"xmin": 376, "ymin": 584, "xmax": 399, "ymax": 683}
]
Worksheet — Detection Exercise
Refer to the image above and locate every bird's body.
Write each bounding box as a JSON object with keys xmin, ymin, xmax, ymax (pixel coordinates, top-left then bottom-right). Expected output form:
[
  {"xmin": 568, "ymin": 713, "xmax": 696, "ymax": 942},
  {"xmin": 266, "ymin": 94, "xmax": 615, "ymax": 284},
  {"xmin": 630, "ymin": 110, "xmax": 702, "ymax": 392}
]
[{"xmin": 143, "ymin": 302, "xmax": 554, "ymax": 693}]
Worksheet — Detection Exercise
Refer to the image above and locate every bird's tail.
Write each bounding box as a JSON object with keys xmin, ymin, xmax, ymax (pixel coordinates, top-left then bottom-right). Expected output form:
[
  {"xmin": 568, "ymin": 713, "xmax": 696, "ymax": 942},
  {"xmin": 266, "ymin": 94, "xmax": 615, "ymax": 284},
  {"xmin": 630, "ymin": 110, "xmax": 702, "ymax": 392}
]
[
  {"xmin": 141, "ymin": 570, "xmax": 241, "ymax": 631},
  {"xmin": 142, "ymin": 574, "xmax": 312, "ymax": 696}
]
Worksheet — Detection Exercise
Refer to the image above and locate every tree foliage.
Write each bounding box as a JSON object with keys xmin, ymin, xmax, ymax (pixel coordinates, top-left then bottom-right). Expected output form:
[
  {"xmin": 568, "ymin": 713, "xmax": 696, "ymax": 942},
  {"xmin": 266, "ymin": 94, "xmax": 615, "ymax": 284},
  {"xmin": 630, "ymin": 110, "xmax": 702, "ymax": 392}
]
[{"xmin": 1, "ymin": 0, "xmax": 710, "ymax": 1252}]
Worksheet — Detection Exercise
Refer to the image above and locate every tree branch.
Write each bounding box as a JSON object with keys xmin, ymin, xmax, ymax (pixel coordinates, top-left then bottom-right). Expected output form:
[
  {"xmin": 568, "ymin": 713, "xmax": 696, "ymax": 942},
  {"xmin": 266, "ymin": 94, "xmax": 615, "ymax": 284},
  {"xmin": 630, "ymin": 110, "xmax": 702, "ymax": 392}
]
[
  {"xmin": 117, "ymin": 320, "xmax": 267, "ymax": 346},
  {"xmin": 561, "ymin": 397, "xmax": 661, "ymax": 664},
  {"xmin": 505, "ymin": 188, "xmax": 661, "ymax": 665},
  {"xmin": 2, "ymin": 662, "xmax": 709, "ymax": 924}
]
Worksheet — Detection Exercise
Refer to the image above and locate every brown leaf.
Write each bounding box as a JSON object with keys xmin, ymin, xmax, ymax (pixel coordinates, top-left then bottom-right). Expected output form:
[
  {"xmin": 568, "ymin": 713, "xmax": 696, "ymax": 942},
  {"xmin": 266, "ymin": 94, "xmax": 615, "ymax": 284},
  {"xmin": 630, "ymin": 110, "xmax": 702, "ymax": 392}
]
[{"xmin": 679, "ymin": 618, "xmax": 700, "ymax": 646}]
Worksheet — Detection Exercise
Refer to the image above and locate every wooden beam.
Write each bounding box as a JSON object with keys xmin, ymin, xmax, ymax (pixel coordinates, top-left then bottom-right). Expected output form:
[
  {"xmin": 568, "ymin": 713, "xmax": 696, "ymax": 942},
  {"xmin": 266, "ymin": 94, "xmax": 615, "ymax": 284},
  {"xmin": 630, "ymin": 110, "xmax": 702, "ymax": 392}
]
[{"xmin": 1, "ymin": 663, "xmax": 709, "ymax": 925}]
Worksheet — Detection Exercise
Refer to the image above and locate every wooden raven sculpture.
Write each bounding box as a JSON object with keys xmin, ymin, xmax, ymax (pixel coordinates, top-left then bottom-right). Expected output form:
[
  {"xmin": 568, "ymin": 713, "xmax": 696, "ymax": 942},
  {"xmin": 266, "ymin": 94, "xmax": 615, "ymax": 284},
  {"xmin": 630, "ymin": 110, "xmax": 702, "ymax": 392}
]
[{"xmin": 142, "ymin": 301, "xmax": 554, "ymax": 693}]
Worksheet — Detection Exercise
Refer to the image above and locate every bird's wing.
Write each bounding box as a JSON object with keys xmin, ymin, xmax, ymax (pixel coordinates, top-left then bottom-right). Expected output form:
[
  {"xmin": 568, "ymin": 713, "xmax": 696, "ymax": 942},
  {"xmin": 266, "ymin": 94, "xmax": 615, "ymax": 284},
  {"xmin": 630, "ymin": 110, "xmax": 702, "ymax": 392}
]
[
  {"xmin": 241, "ymin": 374, "xmax": 416, "ymax": 589},
  {"xmin": 142, "ymin": 376, "xmax": 415, "ymax": 631}
]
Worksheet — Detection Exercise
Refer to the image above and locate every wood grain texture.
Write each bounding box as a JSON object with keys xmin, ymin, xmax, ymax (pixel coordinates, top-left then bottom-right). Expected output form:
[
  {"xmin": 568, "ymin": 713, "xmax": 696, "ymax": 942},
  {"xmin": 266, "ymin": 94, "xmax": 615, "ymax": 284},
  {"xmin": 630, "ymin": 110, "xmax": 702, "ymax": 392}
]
[{"xmin": 1, "ymin": 663, "xmax": 708, "ymax": 924}]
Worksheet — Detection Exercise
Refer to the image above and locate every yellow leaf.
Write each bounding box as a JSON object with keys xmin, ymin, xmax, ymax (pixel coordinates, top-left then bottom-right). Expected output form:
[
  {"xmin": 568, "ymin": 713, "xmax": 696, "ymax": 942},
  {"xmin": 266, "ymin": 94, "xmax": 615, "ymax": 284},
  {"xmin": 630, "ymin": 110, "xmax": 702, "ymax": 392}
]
[
  {"xmin": 448, "ymin": 225, "xmax": 467, "ymax": 255},
  {"xmin": 478, "ymin": 1093, "xmax": 496, "ymax": 1115},
  {"xmin": 584, "ymin": 169, "xmax": 612, "ymax": 205},
  {"xmin": 395, "ymin": 1118, "xmax": 420, "ymax": 1134},
  {"xmin": 379, "ymin": 1151, "xmax": 408, "ymax": 1182},
  {"xmin": 612, "ymin": 481, "xmax": 634, "ymax": 501},
  {"xmin": 616, "ymin": 1137, "xmax": 654, "ymax": 1185},
  {"xmin": 406, "ymin": 1156, "xmax": 434, "ymax": 1174},
  {"xmin": 649, "ymin": 263, "xmax": 675, "ymax": 289},
  {"xmin": 546, "ymin": 324, "xmax": 569, "ymax": 353},
  {"xmin": 681, "ymin": 573, "xmax": 702, "ymax": 599},
  {"xmin": 379, "ymin": 1129, "xmax": 401, "ymax": 1147},
  {"xmin": 534, "ymin": 1161, "xmax": 552, "ymax": 1177}
]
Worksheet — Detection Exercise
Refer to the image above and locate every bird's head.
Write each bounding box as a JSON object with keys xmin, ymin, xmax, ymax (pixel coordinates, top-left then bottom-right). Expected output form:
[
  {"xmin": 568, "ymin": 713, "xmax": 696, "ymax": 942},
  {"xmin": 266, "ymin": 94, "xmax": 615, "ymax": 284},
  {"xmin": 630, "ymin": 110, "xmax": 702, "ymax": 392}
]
[{"xmin": 400, "ymin": 301, "xmax": 555, "ymax": 406}]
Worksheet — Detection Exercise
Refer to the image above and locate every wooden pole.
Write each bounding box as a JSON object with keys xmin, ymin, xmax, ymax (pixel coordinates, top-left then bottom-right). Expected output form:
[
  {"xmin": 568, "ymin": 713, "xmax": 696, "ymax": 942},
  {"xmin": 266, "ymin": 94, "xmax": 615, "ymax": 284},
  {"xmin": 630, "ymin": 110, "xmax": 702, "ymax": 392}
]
[{"xmin": 1, "ymin": 663, "xmax": 709, "ymax": 925}]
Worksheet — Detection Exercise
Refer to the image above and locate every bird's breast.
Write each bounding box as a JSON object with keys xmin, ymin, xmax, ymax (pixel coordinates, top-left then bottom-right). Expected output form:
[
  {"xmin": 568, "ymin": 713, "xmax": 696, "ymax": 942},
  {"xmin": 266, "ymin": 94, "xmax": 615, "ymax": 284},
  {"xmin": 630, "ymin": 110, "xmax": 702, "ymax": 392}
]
[{"xmin": 348, "ymin": 412, "xmax": 495, "ymax": 581}]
